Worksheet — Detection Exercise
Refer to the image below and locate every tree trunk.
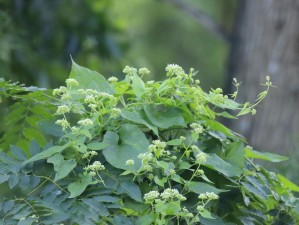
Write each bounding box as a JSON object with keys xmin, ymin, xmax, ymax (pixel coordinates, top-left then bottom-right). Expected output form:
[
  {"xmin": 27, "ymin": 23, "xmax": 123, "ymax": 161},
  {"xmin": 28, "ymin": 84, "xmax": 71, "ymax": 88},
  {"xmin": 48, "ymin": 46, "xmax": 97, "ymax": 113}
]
[{"xmin": 228, "ymin": 0, "xmax": 299, "ymax": 153}]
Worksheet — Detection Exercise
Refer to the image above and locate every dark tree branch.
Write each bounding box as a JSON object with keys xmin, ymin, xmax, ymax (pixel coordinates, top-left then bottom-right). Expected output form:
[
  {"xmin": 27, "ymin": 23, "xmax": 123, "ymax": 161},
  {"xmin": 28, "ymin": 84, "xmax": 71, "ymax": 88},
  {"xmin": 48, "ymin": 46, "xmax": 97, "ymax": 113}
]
[{"xmin": 164, "ymin": 0, "xmax": 231, "ymax": 42}]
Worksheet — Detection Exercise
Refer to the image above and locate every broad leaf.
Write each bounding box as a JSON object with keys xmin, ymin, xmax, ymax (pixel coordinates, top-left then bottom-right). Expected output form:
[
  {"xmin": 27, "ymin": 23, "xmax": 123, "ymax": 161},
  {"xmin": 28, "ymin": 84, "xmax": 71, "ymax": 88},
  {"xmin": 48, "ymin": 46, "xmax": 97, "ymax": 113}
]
[
  {"xmin": 277, "ymin": 174, "xmax": 299, "ymax": 192},
  {"xmin": 204, "ymin": 154, "xmax": 243, "ymax": 177},
  {"xmin": 187, "ymin": 181, "xmax": 227, "ymax": 194},
  {"xmin": 117, "ymin": 180, "xmax": 142, "ymax": 202},
  {"xmin": 132, "ymin": 73, "xmax": 145, "ymax": 98},
  {"xmin": 68, "ymin": 174, "xmax": 93, "ymax": 198},
  {"xmin": 121, "ymin": 109, "xmax": 158, "ymax": 135},
  {"xmin": 47, "ymin": 154, "xmax": 77, "ymax": 181},
  {"xmin": 144, "ymin": 104, "xmax": 186, "ymax": 129},
  {"xmin": 69, "ymin": 60, "xmax": 114, "ymax": 94},
  {"xmin": 23, "ymin": 142, "xmax": 71, "ymax": 165},
  {"xmin": 224, "ymin": 142, "xmax": 245, "ymax": 169},
  {"xmin": 245, "ymin": 147, "xmax": 288, "ymax": 162},
  {"xmin": 102, "ymin": 124, "xmax": 149, "ymax": 171},
  {"xmin": 87, "ymin": 141, "xmax": 110, "ymax": 151},
  {"xmin": 136, "ymin": 214, "xmax": 155, "ymax": 225}
]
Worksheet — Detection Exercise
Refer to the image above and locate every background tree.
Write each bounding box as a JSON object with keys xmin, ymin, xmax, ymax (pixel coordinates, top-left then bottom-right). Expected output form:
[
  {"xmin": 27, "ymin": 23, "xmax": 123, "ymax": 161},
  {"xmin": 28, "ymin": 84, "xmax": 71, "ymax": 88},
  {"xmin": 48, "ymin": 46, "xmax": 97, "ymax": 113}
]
[{"xmin": 227, "ymin": 0, "xmax": 299, "ymax": 156}]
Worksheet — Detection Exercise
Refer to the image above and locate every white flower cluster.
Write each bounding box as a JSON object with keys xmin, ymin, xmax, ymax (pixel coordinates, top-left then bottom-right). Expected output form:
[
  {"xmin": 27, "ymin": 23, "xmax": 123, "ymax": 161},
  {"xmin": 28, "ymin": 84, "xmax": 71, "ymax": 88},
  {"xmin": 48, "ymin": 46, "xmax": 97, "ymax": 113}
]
[
  {"xmin": 65, "ymin": 78, "xmax": 79, "ymax": 87},
  {"xmin": 110, "ymin": 108, "xmax": 121, "ymax": 118},
  {"xmin": 108, "ymin": 76, "xmax": 118, "ymax": 83},
  {"xmin": 198, "ymin": 192, "xmax": 219, "ymax": 201},
  {"xmin": 123, "ymin": 66, "xmax": 137, "ymax": 76},
  {"xmin": 53, "ymin": 86, "xmax": 68, "ymax": 96},
  {"xmin": 138, "ymin": 152, "xmax": 154, "ymax": 165},
  {"xmin": 55, "ymin": 119, "xmax": 70, "ymax": 131},
  {"xmin": 165, "ymin": 64, "xmax": 186, "ymax": 78},
  {"xmin": 160, "ymin": 188, "xmax": 186, "ymax": 201},
  {"xmin": 148, "ymin": 140, "xmax": 170, "ymax": 158},
  {"xmin": 190, "ymin": 123, "xmax": 204, "ymax": 134},
  {"xmin": 195, "ymin": 152, "xmax": 207, "ymax": 164},
  {"xmin": 144, "ymin": 190, "xmax": 160, "ymax": 202},
  {"xmin": 82, "ymin": 150, "xmax": 98, "ymax": 159},
  {"xmin": 144, "ymin": 188, "xmax": 186, "ymax": 203},
  {"xmin": 139, "ymin": 67, "xmax": 150, "ymax": 76},
  {"xmin": 56, "ymin": 105, "xmax": 70, "ymax": 115},
  {"xmin": 84, "ymin": 161, "xmax": 105, "ymax": 171},
  {"xmin": 125, "ymin": 159, "xmax": 135, "ymax": 166},
  {"xmin": 78, "ymin": 119, "xmax": 93, "ymax": 126}
]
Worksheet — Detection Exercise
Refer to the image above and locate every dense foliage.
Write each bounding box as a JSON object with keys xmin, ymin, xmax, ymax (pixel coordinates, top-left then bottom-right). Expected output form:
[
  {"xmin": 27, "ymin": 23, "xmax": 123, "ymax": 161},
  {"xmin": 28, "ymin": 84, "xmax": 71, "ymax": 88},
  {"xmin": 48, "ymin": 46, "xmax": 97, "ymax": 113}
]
[{"xmin": 0, "ymin": 63, "xmax": 299, "ymax": 225}]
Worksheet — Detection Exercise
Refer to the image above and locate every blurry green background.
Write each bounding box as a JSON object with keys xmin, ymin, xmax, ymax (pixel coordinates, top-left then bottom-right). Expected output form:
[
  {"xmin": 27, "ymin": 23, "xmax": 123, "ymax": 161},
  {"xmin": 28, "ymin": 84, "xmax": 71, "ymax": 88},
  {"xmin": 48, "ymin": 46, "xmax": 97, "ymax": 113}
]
[{"xmin": 0, "ymin": 0, "xmax": 236, "ymax": 89}]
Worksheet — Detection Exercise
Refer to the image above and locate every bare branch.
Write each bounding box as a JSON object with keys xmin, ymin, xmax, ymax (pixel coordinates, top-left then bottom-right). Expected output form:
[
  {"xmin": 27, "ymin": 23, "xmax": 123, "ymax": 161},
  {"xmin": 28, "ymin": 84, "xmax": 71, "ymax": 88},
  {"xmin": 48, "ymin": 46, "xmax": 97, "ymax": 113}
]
[{"xmin": 164, "ymin": 0, "xmax": 230, "ymax": 42}]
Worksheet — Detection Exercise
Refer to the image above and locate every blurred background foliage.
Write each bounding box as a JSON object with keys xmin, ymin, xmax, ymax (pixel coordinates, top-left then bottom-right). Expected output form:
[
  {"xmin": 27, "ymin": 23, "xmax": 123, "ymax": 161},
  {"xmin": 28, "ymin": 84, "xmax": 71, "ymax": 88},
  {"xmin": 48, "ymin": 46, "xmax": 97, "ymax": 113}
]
[{"xmin": 0, "ymin": 0, "xmax": 236, "ymax": 89}]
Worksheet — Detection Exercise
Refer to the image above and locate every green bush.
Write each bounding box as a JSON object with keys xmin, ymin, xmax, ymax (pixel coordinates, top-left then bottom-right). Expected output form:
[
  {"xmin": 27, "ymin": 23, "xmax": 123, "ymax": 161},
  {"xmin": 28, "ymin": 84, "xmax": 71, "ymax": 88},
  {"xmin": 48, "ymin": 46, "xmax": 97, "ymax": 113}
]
[{"xmin": 0, "ymin": 62, "xmax": 299, "ymax": 224}]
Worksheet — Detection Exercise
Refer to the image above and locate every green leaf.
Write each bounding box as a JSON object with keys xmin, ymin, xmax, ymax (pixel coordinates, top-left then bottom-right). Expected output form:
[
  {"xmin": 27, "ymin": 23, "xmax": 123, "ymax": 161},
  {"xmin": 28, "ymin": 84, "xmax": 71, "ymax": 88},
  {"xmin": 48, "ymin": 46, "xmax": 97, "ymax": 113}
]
[
  {"xmin": 224, "ymin": 142, "xmax": 245, "ymax": 169},
  {"xmin": 132, "ymin": 73, "xmax": 145, "ymax": 98},
  {"xmin": 241, "ymin": 182, "xmax": 267, "ymax": 200},
  {"xmin": 56, "ymin": 160, "xmax": 77, "ymax": 181},
  {"xmin": 8, "ymin": 174, "xmax": 19, "ymax": 189},
  {"xmin": 199, "ymin": 209, "xmax": 215, "ymax": 219},
  {"xmin": 69, "ymin": 60, "xmax": 114, "ymax": 94},
  {"xmin": 144, "ymin": 104, "xmax": 186, "ymax": 129},
  {"xmin": 102, "ymin": 124, "xmax": 149, "ymax": 171},
  {"xmin": 155, "ymin": 201, "xmax": 181, "ymax": 215},
  {"xmin": 47, "ymin": 154, "xmax": 77, "ymax": 181},
  {"xmin": 112, "ymin": 215, "xmax": 134, "ymax": 225},
  {"xmin": 154, "ymin": 176, "xmax": 167, "ymax": 187},
  {"xmin": 245, "ymin": 147, "xmax": 288, "ymax": 162},
  {"xmin": 47, "ymin": 153, "xmax": 64, "ymax": 168},
  {"xmin": 121, "ymin": 109, "xmax": 158, "ymax": 135},
  {"xmin": 204, "ymin": 154, "xmax": 243, "ymax": 177},
  {"xmin": 166, "ymin": 139, "xmax": 183, "ymax": 146},
  {"xmin": 187, "ymin": 181, "xmax": 227, "ymax": 194},
  {"xmin": 87, "ymin": 141, "xmax": 110, "ymax": 151},
  {"xmin": 68, "ymin": 174, "xmax": 93, "ymax": 198},
  {"xmin": 277, "ymin": 174, "xmax": 299, "ymax": 192},
  {"xmin": 205, "ymin": 120, "xmax": 233, "ymax": 137},
  {"xmin": 216, "ymin": 111, "xmax": 238, "ymax": 119},
  {"xmin": 136, "ymin": 214, "xmax": 155, "ymax": 225},
  {"xmin": 23, "ymin": 142, "xmax": 71, "ymax": 165},
  {"xmin": 114, "ymin": 81, "xmax": 130, "ymax": 94},
  {"xmin": 118, "ymin": 181, "xmax": 142, "ymax": 202}
]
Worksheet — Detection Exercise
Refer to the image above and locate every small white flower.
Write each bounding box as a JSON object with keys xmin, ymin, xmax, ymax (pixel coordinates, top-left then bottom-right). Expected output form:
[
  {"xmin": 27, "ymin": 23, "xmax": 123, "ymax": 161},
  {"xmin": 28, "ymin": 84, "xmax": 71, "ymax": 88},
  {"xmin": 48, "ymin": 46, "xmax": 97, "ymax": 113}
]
[
  {"xmin": 139, "ymin": 67, "xmax": 150, "ymax": 76},
  {"xmin": 89, "ymin": 171, "xmax": 96, "ymax": 177},
  {"xmin": 165, "ymin": 64, "xmax": 185, "ymax": 77},
  {"xmin": 197, "ymin": 205, "xmax": 204, "ymax": 212},
  {"xmin": 123, "ymin": 66, "xmax": 137, "ymax": 76},
  {"xmin": 147, "ymin": 80, "xmax": 155, "ymax": 85},
  {"xmin": 108, "ymin": 76, "xmax": 118, "ymax": 83},
  {"xmin": 61, "ymin": 93, "xmax": 71, "ymax": 101},
  {"xmin": 53, "ymin": 86, "xmax": 68, "ymax": 95},
  {"xmin": 55, "ymin": 119, "xmax": 70, "ymax": 130},
  {"xmin": 125, "ymin": 159, "xmax": 135, "ymax": 166},
  {"xmin": 65, "ymin": 78, "xmax": 79, "ymax": 87},
  {"xmin": 144, "ymin": 191, "xmax": 160, "ymax": 202},
  {"xmin": 85, "ymin": 161, "xmax": 105, "ymax": 171},
  {"xmin": 190, "ymin": 123, "xmax": 204, "ymax": 134},
  {"xmin": 195, "ymin": 152, "xmax": 207, "ymax": 164},
  {"xmin": 84, "ymin": 95, "xmax": 96, "ymax": 104},
  {"xmin": 169, "ymin": 169, "xmax": 176, "ymax": 176},
  {"xmin": 56, "ymin": 105, "xmax": 70, "ymax": 115},
  {"xmin": 78, "ymin": 119, "xmax": 93, "ymax": 126}
]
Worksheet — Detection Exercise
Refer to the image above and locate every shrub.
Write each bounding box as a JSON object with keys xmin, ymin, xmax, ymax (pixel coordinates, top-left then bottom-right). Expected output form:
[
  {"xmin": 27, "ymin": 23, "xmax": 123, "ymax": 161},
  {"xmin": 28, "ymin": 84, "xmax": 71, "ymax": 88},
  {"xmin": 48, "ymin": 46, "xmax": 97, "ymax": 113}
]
[{"xmin": 0, "ymin": 62, "xmax": 299, "ymax": 225}]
